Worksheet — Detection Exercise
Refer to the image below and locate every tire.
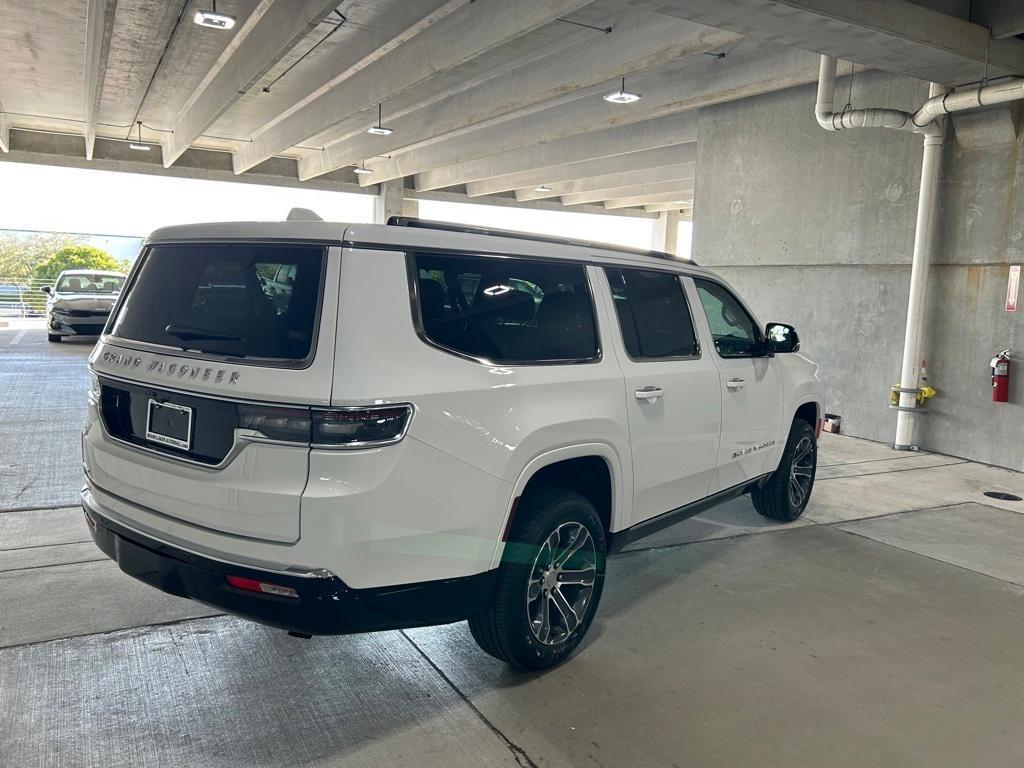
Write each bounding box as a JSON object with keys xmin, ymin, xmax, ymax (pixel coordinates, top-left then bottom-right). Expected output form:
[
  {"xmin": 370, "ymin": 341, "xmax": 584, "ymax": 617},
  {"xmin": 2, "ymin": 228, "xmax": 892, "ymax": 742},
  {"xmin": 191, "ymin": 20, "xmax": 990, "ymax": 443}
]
[
  {"xmin": 469, "ymin": 487, "xmax": 606, "ymax": 671},
  {"xmin": 752, "ymin": 419, "xmax": 817, "ymax": 522},
  {"xmin": 47, "ymin": 334, "xmax": 62, "ymax": 343}
]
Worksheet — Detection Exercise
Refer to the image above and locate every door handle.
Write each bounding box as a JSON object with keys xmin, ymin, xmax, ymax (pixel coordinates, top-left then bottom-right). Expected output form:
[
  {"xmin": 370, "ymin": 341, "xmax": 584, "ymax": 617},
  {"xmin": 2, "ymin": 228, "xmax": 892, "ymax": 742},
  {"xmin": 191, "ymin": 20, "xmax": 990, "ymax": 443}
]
[
  {"xmin": 634, "ymin": 386, "xmax": 664, "ymax": 402},
  {"xmin": 726, "ymin": 378, "xmax": 746, "ymax": 391}
]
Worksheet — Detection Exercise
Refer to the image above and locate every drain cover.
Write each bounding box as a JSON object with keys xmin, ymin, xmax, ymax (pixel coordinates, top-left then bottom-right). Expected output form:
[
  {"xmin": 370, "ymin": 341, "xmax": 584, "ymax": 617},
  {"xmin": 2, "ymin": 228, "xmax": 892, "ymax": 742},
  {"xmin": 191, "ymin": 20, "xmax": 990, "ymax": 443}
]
[{"xmin": 983, "ymin": 491, "xmax": 1023, "ymax": 502}]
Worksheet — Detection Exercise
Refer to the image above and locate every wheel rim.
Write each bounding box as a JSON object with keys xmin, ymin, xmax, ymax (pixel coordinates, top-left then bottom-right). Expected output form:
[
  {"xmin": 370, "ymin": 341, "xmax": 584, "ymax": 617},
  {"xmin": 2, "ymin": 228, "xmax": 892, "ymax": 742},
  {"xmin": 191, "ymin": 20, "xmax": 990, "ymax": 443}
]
[
  {"xmin": 526, "ymin": 522, "xmax": 597, "ymax": 646},
  {"xmin": 788, "ymin": 435, "xmax": 815, "ymax": 509}
]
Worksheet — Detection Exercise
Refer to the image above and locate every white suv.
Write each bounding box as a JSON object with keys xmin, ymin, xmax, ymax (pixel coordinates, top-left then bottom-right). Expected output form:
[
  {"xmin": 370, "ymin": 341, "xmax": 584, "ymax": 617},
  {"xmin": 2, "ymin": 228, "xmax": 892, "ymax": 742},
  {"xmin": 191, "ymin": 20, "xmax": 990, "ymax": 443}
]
[{"xmin": 83, "ymin": 217, "xmax": 823, "ymax": 670}]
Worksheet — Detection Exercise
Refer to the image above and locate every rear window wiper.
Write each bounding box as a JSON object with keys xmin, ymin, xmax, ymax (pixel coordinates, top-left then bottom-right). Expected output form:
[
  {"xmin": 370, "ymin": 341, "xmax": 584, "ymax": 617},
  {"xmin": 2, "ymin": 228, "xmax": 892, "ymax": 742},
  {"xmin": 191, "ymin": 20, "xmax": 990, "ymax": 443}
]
[{"xmin": 164, "ymin": 324, "xmax": 242, "ymax": 342}]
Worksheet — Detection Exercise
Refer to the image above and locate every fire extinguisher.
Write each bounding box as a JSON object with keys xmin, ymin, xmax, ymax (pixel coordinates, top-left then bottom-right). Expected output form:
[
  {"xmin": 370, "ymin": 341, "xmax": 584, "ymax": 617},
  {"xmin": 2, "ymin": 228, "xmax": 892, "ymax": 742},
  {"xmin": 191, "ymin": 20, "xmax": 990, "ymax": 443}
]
[{"xmin": 991, "ymin": 349, "xmax": 1011, "ymax": 403}]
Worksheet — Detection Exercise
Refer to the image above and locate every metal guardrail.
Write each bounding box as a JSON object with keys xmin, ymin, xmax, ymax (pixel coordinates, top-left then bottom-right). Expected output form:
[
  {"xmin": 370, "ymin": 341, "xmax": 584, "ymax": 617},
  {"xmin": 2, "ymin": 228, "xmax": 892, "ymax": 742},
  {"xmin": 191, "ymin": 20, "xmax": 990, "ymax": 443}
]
[{"xmin": 0, "ymin": 277, "xmax": 54, "ymax": 317}]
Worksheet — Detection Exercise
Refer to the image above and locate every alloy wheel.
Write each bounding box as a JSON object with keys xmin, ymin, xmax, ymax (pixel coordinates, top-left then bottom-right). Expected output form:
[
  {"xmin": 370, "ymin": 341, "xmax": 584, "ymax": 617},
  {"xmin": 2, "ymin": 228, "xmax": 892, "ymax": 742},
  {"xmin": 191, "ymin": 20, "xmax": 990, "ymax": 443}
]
[
  {"xmin": 788, "ymin": 435, "xmax": 815, "ymax": 509},
  {"xmin": 526, "ymin": 522, "xmax": 597, "ymax": 646}
]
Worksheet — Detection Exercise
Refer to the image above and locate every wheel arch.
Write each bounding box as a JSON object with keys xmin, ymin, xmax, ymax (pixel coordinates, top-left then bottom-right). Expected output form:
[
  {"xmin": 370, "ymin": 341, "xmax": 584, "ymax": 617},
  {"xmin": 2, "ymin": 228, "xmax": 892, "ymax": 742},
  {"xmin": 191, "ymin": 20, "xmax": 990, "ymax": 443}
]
[{"xmin": 488, "ymin": 443, "xmax": 626, "ymax": 570}]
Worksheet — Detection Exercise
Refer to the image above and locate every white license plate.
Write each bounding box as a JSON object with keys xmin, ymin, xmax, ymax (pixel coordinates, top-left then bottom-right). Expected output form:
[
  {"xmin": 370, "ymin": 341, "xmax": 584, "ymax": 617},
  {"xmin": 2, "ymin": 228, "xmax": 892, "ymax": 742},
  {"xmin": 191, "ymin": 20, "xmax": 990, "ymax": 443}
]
[{"xmin": 145, "ymin": 399, "xmax": 193, "ymax": 451}]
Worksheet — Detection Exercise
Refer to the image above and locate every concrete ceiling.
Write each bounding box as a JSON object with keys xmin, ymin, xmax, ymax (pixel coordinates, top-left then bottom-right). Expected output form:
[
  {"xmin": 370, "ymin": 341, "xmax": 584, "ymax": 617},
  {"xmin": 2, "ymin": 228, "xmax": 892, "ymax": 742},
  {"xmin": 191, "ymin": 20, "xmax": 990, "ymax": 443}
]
[{"xmin": 1, "ymin": 0, "xmax": 1023, "ymax": 216}]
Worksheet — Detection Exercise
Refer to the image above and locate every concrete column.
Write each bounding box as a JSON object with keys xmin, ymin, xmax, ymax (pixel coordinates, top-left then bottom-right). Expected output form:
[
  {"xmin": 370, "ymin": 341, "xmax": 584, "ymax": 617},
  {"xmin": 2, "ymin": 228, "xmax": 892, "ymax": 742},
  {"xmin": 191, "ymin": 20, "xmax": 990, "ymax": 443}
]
[
  {"xmin": 650, "ymin": 210, "xmax": 681, "ymax": 255},
  {"xmin": 374, "ymin": 179, "xmax": 405, "ymax": 224},
  {"xmin": 401, "ymin": 197, "xmax": 419, "ymax": 218}
]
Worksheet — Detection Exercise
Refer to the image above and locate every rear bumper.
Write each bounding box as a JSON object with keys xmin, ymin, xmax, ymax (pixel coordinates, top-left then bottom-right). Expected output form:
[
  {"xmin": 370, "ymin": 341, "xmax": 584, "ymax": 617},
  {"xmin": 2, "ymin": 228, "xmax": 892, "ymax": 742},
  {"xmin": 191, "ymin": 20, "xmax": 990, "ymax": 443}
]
[{"xmin": 84, "ymin": 501, "xmax": 498, "ymax": 636}]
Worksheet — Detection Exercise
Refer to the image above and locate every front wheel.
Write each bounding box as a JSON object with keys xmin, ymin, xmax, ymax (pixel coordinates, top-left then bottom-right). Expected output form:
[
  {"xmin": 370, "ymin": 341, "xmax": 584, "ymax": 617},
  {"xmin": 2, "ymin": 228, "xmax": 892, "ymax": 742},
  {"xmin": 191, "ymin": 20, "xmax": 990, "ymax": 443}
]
[
  {"xmin": 469, "ymin": 488, "xmax": 606, "ymax": 671},
  {"xmin": 47, "ymin": 333, "xmax": 62, "ymax": 343},
  {"xmin": 752, "ymin": 419, "xmax": 817, "ymax": 521}
]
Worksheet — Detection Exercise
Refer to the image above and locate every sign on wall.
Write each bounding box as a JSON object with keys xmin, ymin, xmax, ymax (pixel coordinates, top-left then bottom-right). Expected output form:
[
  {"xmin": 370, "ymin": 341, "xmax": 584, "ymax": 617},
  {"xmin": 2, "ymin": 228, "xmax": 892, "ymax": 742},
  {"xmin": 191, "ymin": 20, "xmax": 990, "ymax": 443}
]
[{"xmin": 1007, "ymin": 265, "xmax": 1020, "ymax": 312}]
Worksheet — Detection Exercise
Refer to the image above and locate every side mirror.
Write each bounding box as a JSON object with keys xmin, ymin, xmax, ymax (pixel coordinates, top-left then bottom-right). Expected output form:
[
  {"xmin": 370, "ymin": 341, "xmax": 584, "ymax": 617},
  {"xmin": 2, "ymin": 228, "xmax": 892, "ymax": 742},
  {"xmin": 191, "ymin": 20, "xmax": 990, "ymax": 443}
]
[
  {"xmin": 40, "ymin": 285, "xmax": 51, "ymax": 295},
  {"xmin": 766, "ymin": 322, "xmax": 800, "ymax": 353}
]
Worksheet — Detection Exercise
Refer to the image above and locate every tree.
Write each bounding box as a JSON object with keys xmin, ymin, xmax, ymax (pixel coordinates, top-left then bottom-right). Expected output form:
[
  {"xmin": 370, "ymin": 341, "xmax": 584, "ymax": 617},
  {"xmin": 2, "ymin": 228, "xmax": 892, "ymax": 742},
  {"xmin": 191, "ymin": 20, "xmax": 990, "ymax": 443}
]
[
  {"xmin": 0, "ymin": 232, "xmax": 76, "ymax": 279},
  {"xmin": 33, "ymin": 245, "xmax": 122, "ymax": 282}
]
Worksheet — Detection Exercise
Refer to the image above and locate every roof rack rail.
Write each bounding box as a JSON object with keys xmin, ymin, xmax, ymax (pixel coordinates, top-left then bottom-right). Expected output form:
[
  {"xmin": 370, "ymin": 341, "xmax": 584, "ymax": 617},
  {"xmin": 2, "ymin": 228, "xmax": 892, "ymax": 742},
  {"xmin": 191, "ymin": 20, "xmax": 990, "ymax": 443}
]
[{"xmin": 385, "ymin": 216, "xmax": 692, "ymax": 264}]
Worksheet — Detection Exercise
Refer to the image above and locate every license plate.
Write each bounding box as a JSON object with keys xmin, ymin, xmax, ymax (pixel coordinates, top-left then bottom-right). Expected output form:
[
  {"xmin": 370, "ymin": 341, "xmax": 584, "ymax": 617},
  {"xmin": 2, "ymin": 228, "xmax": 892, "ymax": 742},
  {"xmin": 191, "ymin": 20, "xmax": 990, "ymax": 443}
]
[{"xmin": 146, "ymin": 399, "xmax": 193, "ymax": 451}]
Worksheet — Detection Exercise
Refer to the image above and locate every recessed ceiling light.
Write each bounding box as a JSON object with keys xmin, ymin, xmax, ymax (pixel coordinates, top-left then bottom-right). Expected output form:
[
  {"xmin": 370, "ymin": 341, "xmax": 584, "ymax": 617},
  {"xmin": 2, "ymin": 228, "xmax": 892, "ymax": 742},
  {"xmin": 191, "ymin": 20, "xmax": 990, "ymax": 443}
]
[
  {"xmin": 128, "ymin": 121, "xmax": 151, "ymax": 151},
  {"xmin": 604, "ymin": 76, "xmax": 641, "ymax": 104},
  {"xmin": 194, "ymin": 1, "xmax": 235, "ymax": 29},
  {"xmin": 534, "ymin": 185, "xmax": 552, "ymax": 193},
  {"xmin": 367, "ymin": 103, "xmax": 394, "ymax": 136}
]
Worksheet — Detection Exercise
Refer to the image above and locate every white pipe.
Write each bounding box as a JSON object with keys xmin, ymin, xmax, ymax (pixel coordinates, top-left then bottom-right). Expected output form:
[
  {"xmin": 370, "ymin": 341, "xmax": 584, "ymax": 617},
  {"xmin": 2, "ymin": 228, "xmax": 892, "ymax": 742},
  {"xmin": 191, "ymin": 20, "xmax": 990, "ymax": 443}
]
[
  {"xmin": 914, "ymin": 78, "xmax": 1024, "ymax": 127},
  {"xmin": 815, "ymin": 56, "xmax": 941, "ymax": 138},
  {"xmin": 894, "ymin": 83, "xmax": 947, "ymax": 449}
]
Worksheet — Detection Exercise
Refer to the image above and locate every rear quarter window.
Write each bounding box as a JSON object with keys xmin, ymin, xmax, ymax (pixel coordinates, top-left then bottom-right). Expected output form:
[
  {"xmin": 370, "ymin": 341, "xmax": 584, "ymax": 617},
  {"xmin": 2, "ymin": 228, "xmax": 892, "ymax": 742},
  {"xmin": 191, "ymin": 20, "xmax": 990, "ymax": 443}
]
[
  {"xmin": 109, "ymin": 243, "xmax": 326, "ymax": 363},
  {"xmin": 411, "ymin": 252, "xmax": 598, "ymax": 364}
]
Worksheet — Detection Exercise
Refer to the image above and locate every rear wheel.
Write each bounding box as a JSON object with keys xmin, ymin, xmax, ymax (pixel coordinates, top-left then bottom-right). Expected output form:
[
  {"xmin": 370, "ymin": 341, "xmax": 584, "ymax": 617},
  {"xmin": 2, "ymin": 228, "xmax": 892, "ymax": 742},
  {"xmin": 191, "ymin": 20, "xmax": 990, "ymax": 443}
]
[
  {"xmin": 469, "ymin": 488, "xmax": 606, "ymax": 671},
  {"xmin": 47, "ymin": 333, "xmax": 61, "ymax": 343},
  {"xmin": 752, "ymin": 419, "xmax": 817, "ymax": 521}
]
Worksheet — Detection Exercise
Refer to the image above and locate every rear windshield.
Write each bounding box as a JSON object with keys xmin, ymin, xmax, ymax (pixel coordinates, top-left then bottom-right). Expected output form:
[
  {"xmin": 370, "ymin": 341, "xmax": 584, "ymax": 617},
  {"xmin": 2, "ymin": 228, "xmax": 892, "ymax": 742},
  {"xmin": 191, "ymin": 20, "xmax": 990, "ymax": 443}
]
[
  {"xmin": 57, "ymin": 273, "xmax": 125, "ymax": 294},
  {"xmin": 109, "ymin": 243, "xmax": 326, "ymax": 362}
]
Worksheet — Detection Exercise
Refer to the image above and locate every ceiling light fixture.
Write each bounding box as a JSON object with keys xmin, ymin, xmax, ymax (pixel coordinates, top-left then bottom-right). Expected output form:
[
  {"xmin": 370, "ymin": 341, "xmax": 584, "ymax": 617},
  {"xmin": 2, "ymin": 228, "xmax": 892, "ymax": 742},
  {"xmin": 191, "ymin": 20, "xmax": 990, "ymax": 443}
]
[
  {"xmin": 194, "ymin": 0, "xmax": 236, "ymax": 29},
  {"xmin": 367, "ymin": 103, "xmax": 394, "ymax": 136},
  {"xmin": 128, "ymin": 121, "xmax": 151, "ymax": 151},
  {"xmin": 353, "ymin": 162, "xmax": 373, "ymax": 175},
  {"xmin": 604, "ymin": 76, "xmax": 641, "ymax": 104},
  {"xmin": 534, "ymin": 185, "xmax": 552, "ymax": 193}
]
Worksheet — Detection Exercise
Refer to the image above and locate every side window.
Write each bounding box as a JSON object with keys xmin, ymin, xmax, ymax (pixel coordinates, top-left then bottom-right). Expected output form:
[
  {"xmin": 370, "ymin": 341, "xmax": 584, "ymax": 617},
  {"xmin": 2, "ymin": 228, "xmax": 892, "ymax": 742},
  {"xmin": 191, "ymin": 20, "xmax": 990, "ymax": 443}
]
[
  {"xmin": 605, "ymin": 268, "xmax": 699, "ymax": 359},
  {"xmin": 412, "ymin": 252, "xmax": 598, "ymax": 364},
  {"xmin": 693, "ymin": 278, "xmax": 761, "ymax": 358}
]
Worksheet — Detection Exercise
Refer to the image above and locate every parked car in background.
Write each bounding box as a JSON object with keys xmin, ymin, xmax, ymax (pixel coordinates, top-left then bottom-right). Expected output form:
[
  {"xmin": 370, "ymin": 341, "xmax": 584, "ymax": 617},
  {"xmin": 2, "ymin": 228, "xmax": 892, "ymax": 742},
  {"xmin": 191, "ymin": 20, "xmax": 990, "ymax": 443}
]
[
  {"xmin": 0, "ymin": 283, "xmax": 29, "ymax": 317},
  {"xmin": 43, "ymin": 270, "xmax": 126, "ymax": 342}
]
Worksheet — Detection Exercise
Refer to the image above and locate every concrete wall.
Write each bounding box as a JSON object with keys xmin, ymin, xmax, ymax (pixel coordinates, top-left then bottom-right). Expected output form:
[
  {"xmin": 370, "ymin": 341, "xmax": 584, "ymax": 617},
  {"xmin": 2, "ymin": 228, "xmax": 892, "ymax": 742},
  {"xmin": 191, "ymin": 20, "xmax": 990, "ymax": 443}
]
[{"xmin": 693, "ymin": 70, "xmax": 1024, "ymax": 471}]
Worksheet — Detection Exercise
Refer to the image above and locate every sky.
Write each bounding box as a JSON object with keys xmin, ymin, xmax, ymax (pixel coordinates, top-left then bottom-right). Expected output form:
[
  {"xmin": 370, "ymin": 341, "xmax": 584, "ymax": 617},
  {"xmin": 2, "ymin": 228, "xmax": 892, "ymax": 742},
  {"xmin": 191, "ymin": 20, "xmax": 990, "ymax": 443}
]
[{"xmin": 0, "ymin": 160, "xmax": 690, "ymax": 255}]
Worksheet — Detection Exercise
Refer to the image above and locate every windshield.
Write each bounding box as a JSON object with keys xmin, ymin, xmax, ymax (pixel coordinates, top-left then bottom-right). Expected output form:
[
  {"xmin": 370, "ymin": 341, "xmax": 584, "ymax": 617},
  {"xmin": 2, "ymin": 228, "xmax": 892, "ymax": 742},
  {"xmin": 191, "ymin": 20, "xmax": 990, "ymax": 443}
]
[
  {"xmin": 56, "ymin": 274, "xmax": 125, "ymax": 294},
  {"xmin": 109, "ymin": 243, "xmax": 326, "ymax": 362}
]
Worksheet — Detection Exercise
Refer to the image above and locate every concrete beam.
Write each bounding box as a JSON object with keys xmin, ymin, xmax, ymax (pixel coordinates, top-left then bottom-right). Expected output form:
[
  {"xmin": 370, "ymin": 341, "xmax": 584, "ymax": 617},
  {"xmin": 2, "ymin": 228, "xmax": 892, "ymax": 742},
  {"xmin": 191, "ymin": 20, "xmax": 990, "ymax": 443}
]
[
  {"xmin": 637, "ymin": 0, "xmax": 1024, "ymax": 84},
  {"xmin": 562, "ymin": 179, "xmax": 695, "ymax": 207},
  {"xmin": 519, "ymin": 163, "xmax": 695, "ymax": 202},
  {"xmin": 83, "ymin": 0, "xmax": 117, "ymax": 161},
  {"xmin": 3, "ymin": 129, "xmax": 367, "ymax": 194},
  {"xmin": 605, "ymin": 190, "xmax": 693, "ymax": 209},
  {"xmin": 971, "ymin": 0, "xmax": 1024, "ymax": 38},
  {"xmin": 232, "ymin": 0, "xmax": 590, "ymax": 174},
  {"xmin": 298, "ymin": 10, "xmax": 738, "ymax": 180},
  {"xmin": 466, "ymin": 145, "xmax": 697, "ymax": 198},
  {"xmin": 163, "ymin": 0, "xmax": 340, "ymax": 168},
  {"xmin": 368, "ymin": 42, "xmax": 824, "ymax": 188},
  {"xmin": 645, "ymin": 202, "xmax": 692, "ymax": 213},
  {"xmin": 408, "ymin": 113, "xmax": 698, "ymax": 192},
  {"xmin": 404, "ymin": 187, "xmax": 657, "ymax": 220}
]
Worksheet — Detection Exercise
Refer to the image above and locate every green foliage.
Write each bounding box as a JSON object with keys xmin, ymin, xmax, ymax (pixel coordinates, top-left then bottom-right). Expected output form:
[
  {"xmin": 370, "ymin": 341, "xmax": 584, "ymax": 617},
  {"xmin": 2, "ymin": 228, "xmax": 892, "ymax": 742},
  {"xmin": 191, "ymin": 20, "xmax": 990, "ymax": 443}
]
[
  {"xmin": 0, "ymin": 232, "xmax": 76, "ymax": 279},
  {"xmin": 33, "ymin": 245, "xmax": 122, "ymax": 283}
]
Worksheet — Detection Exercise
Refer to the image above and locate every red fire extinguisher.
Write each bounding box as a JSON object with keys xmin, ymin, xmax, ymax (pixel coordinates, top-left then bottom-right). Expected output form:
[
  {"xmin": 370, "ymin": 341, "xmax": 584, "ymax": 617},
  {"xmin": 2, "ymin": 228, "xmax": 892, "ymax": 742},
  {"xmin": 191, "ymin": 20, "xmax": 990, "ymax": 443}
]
[{"xmin": 991, "ymin": 349, "xmax": 1011, "ymax": 403}]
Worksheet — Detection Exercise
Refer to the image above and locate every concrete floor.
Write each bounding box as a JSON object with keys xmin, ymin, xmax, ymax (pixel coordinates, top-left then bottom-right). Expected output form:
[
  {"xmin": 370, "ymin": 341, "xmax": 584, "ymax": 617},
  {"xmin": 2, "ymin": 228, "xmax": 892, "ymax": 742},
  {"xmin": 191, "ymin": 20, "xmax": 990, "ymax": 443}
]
[{"xmin": 2, "ymin": 324, "xmax": 1024, "ymax": 767}]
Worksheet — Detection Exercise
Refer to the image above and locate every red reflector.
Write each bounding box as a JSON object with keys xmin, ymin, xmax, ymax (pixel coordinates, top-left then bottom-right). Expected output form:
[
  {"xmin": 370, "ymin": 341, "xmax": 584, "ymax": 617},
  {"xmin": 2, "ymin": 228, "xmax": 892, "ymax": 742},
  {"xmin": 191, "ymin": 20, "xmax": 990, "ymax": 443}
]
[
  {"xmin": 226, "ymin": 574, "xmax": 298, "ymax": 598},
  {"xmin": 816, "ymin": 418, "xmax": 823, "ymax": 439}
]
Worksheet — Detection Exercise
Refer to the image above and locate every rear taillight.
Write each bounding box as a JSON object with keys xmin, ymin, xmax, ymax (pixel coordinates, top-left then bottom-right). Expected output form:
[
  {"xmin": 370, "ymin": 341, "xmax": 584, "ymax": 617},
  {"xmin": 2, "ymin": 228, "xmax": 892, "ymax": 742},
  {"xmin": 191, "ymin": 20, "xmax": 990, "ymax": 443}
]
[
  {"xmin": 237, "ymin": 402, "xmax": 413, "ymax": 448},
  {"xmin": 238, "ymin": 404, "xmax": 312, "ymax": 442},
  {"xmin": 226, "ymin": 574, "xmax": 298, "ymax": 598},
  {"xmin": 312, "ymin": 405, "xmax": 413, "ymax": 447}
]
